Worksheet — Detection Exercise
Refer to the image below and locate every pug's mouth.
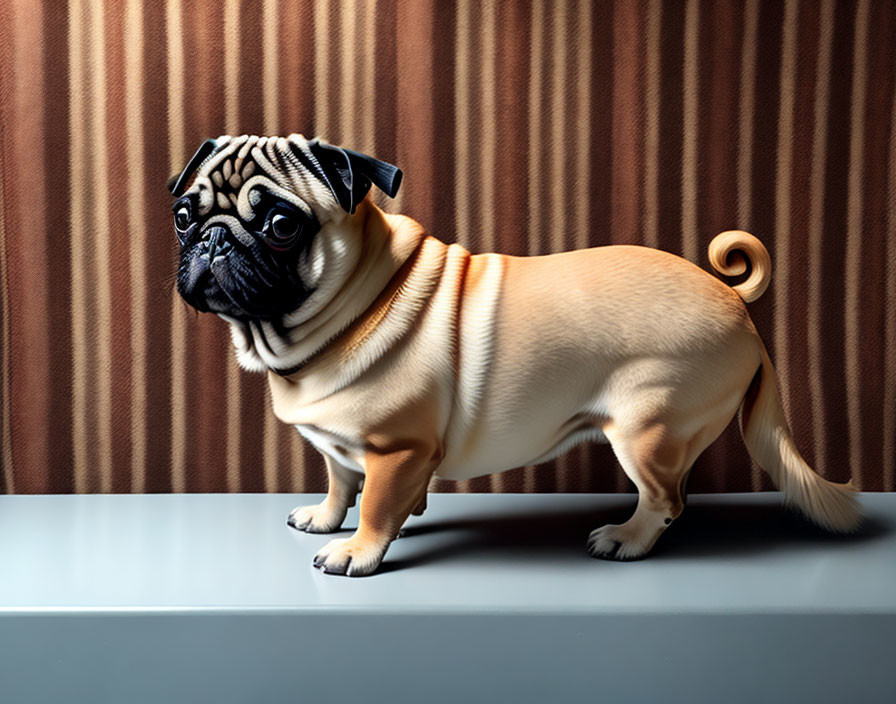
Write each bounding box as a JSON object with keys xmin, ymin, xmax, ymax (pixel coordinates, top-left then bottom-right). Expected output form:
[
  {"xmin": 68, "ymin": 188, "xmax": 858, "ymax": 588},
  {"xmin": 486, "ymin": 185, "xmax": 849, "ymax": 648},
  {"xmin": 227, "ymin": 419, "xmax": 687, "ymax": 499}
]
[
  {"xmin": 177, "ymin": 246, "xmax": 311, "ymax": 321},
  {"xmin": 177, "ymin": 252, "xmax": 243, "ymax": 318}
]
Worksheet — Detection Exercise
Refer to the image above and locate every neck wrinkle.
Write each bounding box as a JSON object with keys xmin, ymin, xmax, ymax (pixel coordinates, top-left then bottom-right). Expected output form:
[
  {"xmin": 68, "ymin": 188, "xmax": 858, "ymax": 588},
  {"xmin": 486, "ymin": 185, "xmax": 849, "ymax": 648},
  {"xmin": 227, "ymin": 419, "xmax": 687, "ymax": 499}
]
[{"xmin": 269, "ymin": 201, "xmax": 429, "ymax": 377}]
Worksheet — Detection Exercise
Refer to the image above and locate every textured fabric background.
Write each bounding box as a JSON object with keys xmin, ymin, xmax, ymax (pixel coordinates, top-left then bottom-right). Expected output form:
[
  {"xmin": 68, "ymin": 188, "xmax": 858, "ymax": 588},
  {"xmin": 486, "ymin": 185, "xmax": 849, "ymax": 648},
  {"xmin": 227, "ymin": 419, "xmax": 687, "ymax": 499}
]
[{"xmin": 0, "ymin": 0, "xmax": 894, "ymax": 494}]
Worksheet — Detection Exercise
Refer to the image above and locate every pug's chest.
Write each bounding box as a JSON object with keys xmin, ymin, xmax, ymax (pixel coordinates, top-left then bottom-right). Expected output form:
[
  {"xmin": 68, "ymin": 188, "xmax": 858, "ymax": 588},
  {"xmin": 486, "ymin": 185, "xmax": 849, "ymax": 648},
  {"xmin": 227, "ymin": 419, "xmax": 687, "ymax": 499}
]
[
  {"xmin": 293, "ymin": 423, "xmax": 367, "ymax": 473},
  {"xmin": 281, "ymin": 364, "xmax": 452, "ymax": 474}
]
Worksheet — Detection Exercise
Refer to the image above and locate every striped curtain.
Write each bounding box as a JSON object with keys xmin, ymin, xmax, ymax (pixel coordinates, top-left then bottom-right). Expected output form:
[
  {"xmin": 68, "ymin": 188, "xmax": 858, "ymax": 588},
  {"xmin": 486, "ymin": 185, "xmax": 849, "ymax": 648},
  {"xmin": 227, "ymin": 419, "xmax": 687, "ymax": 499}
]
[{"xmin": 1, "ymin": 0, "xmax": 894, "ymax": 494}]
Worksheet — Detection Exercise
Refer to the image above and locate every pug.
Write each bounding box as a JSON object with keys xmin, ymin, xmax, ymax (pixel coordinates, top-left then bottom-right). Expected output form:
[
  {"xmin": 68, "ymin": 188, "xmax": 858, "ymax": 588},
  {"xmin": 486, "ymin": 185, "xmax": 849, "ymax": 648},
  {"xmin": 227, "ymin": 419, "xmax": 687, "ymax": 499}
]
[{"xmin": 171, "ymin": 134, "xmax": 860, "ymax": 576}]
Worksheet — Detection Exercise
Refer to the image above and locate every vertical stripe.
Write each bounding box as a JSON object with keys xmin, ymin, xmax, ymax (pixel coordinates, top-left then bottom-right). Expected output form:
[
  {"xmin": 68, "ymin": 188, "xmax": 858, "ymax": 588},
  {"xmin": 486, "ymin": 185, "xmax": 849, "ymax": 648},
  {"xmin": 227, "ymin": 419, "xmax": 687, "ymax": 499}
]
[
  {"xmin": 611, "ymin": 0, "xmax": 643, "ymax": 250},
  {"xmin": 573, "ymin": 0, "xmax": 592, "ymax": 253},
  {"xmin": 88, "ymin": 0, "xmax": 113, "ymax": 492},
  {"xmin": 0, "ymin": 243, "xmax": 9, "ymax": 488},
  {"xmin": 186, "ymin": 0, "xmax": 230, "ymax": 492},
  {"xmin": 696, "ymin": 0, "xmax": 744, "ymax": 490},
  {"xmin": 289, "ymin": 429, "xmax": 304, "ymax": 492},
  {"xmin": 611, "ymin": 0, "xmax": 645, "ymax": 489},
  {"xmin": 454, "ymin": 0, "xmax": 471, "ymax": 253},
  {"xmin": 481, "ymin": 0, "xmax": 496, "ymax": 254},
  {"xmin": 681, "ymin": 0, "xmax": 699, "ymax": 261},
  {"xmin": 453, "ymin": 0, "xmax": 472, "ymax": 491},
  {"xmin": 855, "ymin": 0, "xmax": 894, "ymax": 491},
  {"xmin": 313, "ymin": 0, "xmax": 330, "ymax": 135},
  {"xmin": 395, "ymin": 0, "xmax": 435, "ymax": 245},
  {"xmin": 885, "ymin": 67, "xmax": 896, "ymax": 491},
  {"xmin": 523, "ymin": 0, "xmax": 544, "ymax": 490},
  {"xmin": 168, "ymin": 0, "xmax": 187, "ymax": 493},
  {"xmin": 526, "ymin": 0, "xmax": 544, "ymax": 259},
  {"xmin": 263, "ymin": 390, "xmax": 279, "ymax": 492},
  {"xmin": 489, "ymin": 0, "xmax": 531, "ymax": 490},
  {"xmin": 279, "ymin": 0, "xmax": 312, "ymax": 136},
  {"xmin": 550, "ymin": 0, "xmax": 569, "ymax": 491},
  {"xmin": 360, "ymin": 0, "xmax": 376, "ymax": 153},
  {"xmin": 166, "ymin": 0, "xmax": 185, "ymax": 196},
  {"xmin": 237, "ymin": 6, "xmax": 265, "ymax": 132},
  {"xmin": 235, "ymin": 4, "xmax": 266, "ymax": 493},
  {"xmin": 481, "ymin": 0, "xmax": 499, "ymax": 490},
  {"xmin": 773, "ymin": 0, "xmax": 798, "ymax": 420},
  {"xmin": 807, "ymin": 0, "xmax": 835, "ymax": 480},
  {"xmin": 263, "ymin": 0, "xmax": 280, "ymax": 491},
  {"xmin": 816, "ymin": 0, "xmax": 856, "ymax": 483},
  {"xmin": 42, "ymin": 1, "xmax": 76, "ymax": 493},
  {"xmin": 350, "ymin": 0, "xmax": 364, "ymax": 152},
  {"xmin": 571, "ymin": 0, "xmax": 593, "ymax": 486},
  {"xmin": 224, "ymin": 0, "xmax": 240, "ymax": 134},
  {"xmin": 784, "ymin": 0, "xmax": 822, "ymax": 477},
  {"xmin": 69, "ymin": 0, "xmax": 89, "ymax": 492},
  {"xmin": 643, "ymin": 0, "xmax": 661, "ymax": 249},
  {"xmin": 142, "ymin": 0, "xmax": 174, "ymax": 492},
  {"xmin": 586, "ymin": 0, "xmax": 614, "ymax": 452},
  {"xmin": 263, "ymin": 0, "xmax": 279, "ymax": 136},
  {"xmin": 845, "ymin": 0, "xmax": 871, "ymax": 486},
  {"xmin": 4, "ymin": 0, "xmax": 53, "ymax": 492},
  {"xmin": 277, "ymin": 0, "xmax": 314, "ymax": 491},
  {"xmin": 571, "ymin": 0, "xmax": 592, "ymax": 490},
  {"xmin": 656, "ymin": 0, "xmax": 684, "ymax": 281},
  {"xmin": 747, "ymin": 0, "xmax": 786, "ymax": 489},
  {"xmin": 429, "ymin": 3, "xmax": 456, "ymax": 262},
  {"xmin": 224, "ymin": 0, "xmax": 242, "ymax": 492},
  {"xmin": 339, "ymin": 0, "xmax": 356, "ymax": 145},
  {"xmin": 0, "ymin": 48, "xmax": 11, "ymax": 491},
  {"xmin": 125, "ymin": 0, "xmax": 148, "ymax": 493},
  {"xmin": 738, "ymin": 0, "xmax": 760, "ymax": 227},
  {"xmin": 549, "ymin": 0, "xmax": 568, "ymax": 255},
  {"xmin": 104, "ymin": 1, "xmax": 134, "ymax": 493},
  {"xmin": 371, "ymin": 0, "xmax": 398, "ymax": 215}
]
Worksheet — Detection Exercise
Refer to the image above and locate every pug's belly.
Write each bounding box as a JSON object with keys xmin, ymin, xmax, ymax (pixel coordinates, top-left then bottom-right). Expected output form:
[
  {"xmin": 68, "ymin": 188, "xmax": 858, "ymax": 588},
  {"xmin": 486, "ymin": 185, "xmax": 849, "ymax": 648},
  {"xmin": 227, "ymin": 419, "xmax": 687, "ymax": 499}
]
[
  {"xmin": 294, "ymin": 409, "xmax": 610, "ymax": 481},
  {"xmin": 435, "ymin": 412, "xmax": 610, "ymax": 481}
]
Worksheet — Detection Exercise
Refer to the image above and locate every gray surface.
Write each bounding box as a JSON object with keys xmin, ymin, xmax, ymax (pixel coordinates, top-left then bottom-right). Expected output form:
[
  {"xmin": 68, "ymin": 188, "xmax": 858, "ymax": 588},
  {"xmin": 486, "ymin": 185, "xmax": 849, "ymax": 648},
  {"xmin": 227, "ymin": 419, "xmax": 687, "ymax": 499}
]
[
  {"xmin": 1, "ymin": 493, "xmax": 895, "ymax": 703},
  {"xmin": 1, "ymin": 492, "xmax": 894, "ymax": 612}
]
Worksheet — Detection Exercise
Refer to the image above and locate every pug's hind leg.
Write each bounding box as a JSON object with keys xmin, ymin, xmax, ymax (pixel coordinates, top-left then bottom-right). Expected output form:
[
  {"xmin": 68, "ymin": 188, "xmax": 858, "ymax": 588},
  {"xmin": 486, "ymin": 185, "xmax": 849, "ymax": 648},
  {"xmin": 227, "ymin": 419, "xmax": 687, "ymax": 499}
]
[
  {"xmin": 587, "ymin": 424, "xmax": 688, "ymax": 561},
  {"xmin": 288, "ymin": 456, "xmax": 363, "ymax": 534}
]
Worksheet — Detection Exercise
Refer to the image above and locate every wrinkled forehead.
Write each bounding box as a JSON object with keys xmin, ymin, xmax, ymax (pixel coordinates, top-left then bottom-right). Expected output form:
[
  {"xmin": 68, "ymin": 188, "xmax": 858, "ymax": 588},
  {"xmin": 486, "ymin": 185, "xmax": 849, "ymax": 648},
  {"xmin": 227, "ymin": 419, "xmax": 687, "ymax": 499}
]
[{"xmin": 186, "ymin": 133, "xmax": 338, "ymax": 221}]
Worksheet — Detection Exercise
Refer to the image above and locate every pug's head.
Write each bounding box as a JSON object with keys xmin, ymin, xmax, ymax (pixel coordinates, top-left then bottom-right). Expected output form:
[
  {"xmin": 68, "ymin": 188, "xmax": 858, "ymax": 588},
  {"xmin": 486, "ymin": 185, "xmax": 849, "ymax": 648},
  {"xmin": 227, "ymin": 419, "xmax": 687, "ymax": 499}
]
[{"xmin": 170, "ymin": 134, "xmax": 402, "ymax": 322}]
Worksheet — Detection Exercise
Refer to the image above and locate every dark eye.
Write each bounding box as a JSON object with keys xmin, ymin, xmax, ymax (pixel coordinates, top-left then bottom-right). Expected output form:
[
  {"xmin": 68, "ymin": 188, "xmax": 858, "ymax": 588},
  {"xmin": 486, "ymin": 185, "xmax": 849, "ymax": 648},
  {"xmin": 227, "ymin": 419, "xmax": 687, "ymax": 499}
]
[
  {"xmin": 272, "ymin": 213, "xmax": 299, "ymax": 240},
  {"xmin": 264, "ymin": 210, "xmax": 303, "ymax": 251},
  {"xmin": 174, "ymin": 205, "xmax": 191, "ymax": 233}
]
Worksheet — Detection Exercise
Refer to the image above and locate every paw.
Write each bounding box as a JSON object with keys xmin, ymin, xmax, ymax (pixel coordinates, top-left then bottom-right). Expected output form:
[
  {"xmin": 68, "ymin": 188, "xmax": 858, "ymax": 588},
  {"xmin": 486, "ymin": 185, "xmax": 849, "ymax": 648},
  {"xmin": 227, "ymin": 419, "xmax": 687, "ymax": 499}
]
[
  {"xmin": 313, "ymin": 536, "xmax": 387, "ymax": 577},
  {"xmin": 287, "ymin": 503, "xmax": 346, "ymax": 534},
  {"xmin": 586, "ymin": 524, "xmax": 652, "ymax": 562}
]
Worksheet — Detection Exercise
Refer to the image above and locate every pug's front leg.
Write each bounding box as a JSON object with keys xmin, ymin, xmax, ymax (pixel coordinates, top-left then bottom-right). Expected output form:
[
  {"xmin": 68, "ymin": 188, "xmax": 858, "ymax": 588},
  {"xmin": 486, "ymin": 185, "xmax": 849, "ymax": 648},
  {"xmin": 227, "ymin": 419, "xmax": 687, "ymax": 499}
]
[
  {"xmin": 314, "ymin": 446, "xmax": 435, "ymax": 576},
  {"xmin": 288, "ymin": 456, "xmax": 363, "ymax": 533}
]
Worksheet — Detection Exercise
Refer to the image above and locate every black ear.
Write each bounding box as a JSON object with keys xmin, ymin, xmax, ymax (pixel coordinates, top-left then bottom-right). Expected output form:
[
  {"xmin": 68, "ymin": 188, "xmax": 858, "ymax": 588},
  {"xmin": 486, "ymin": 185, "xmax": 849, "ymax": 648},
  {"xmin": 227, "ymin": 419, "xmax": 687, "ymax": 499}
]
[
  {"xmin": 168, "ymin": 138, "xmax": 219, "ymax": 197},
  {"xmin": 307, "ymin": 139, "xmax": 402, "ymax": 214}
]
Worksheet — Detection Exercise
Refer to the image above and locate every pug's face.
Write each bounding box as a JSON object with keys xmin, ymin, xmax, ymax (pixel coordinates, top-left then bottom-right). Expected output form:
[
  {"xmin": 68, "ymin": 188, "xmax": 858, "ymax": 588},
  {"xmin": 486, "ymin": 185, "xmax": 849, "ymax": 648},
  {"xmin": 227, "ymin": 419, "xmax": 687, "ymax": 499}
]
[
  {"xmin": 173, "ymin": 135, "xmax": 333, "ymax": 321},
  {"xmin": 172, "ymin": 134, "xmax": 402, "ymax": 326}
]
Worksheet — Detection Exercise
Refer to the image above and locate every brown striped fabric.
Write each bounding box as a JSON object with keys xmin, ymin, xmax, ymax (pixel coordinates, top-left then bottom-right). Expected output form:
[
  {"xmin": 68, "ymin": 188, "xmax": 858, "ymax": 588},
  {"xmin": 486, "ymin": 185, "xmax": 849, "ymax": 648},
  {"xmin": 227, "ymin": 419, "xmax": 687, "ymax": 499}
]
[{"xmin": 0, "ymin": 0, "xmax": 894, "ymax": 495}]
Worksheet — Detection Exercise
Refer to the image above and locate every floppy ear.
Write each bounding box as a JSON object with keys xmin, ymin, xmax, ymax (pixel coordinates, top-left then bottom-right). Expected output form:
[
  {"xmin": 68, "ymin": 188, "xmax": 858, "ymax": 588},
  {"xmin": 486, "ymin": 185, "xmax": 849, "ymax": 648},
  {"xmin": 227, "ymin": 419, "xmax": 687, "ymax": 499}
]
[
  {"xmin": 168, "ymin": 138, "xmax": 219, "ymax": 197},
  {"xmin": 307, "ymin": 138, "xmax": 403, "ymax": 214}
]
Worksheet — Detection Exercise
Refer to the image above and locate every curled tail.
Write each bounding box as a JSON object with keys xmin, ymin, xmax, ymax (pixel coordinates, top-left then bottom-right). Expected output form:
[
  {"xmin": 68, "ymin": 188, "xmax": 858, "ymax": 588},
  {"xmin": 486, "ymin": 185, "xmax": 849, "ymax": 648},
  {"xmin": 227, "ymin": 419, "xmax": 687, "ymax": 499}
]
[
  {"xmin": 739, "ymin": 345, "xmax": 861, "ymax": 533},
  {"xmin": 708, "ymin": 230, "xmax": 772, "ymax": 303}
]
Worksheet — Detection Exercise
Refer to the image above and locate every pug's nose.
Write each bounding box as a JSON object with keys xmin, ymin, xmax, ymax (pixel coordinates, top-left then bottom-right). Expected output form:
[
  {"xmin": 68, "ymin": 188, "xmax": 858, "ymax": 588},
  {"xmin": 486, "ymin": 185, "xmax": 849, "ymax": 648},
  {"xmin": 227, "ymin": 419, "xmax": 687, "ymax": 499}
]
[{"xmin": 205, "ymin": 226, "xmax": 232, "ymax": 261}]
